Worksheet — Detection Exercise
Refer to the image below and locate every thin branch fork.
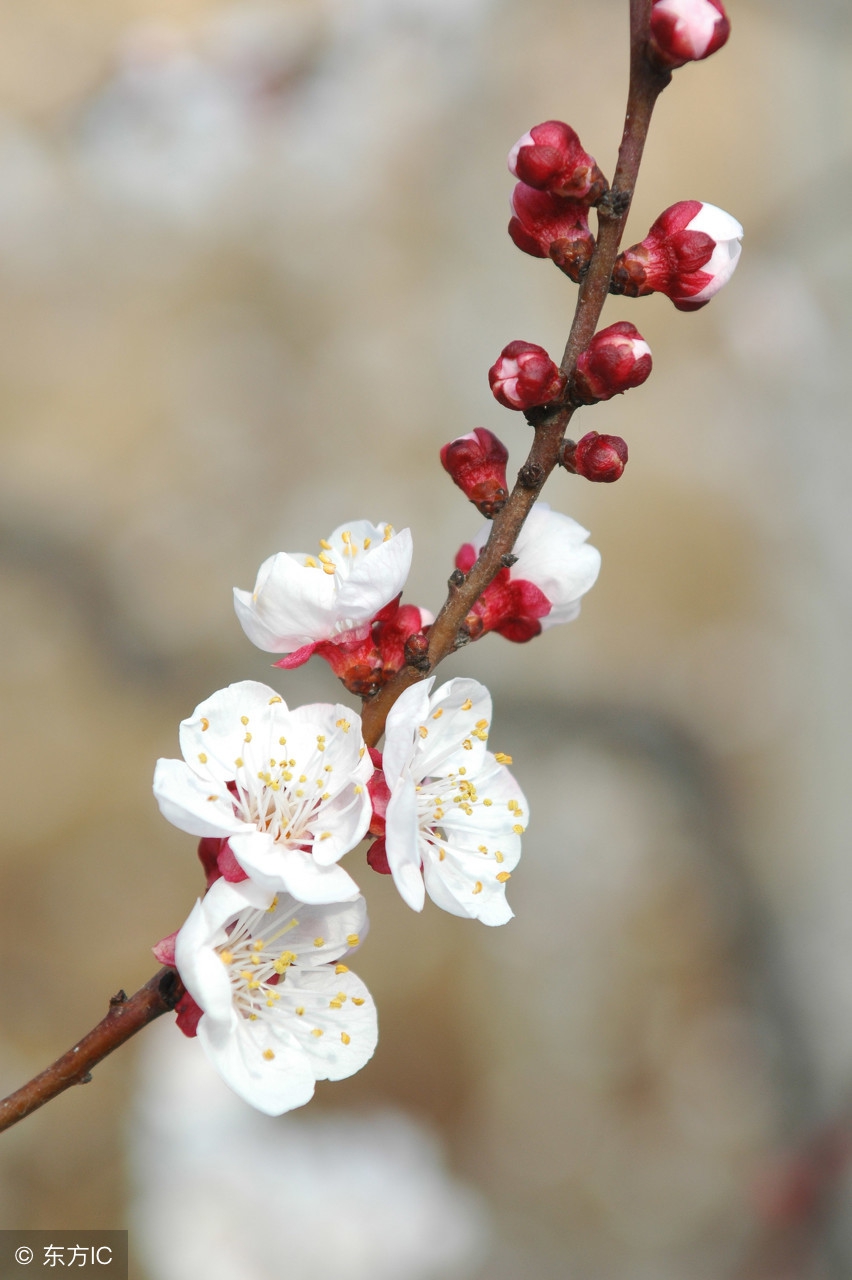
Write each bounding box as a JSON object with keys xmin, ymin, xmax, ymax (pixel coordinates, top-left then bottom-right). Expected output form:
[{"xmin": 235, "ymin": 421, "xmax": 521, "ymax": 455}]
[{"xmin": 0, "ymin": 0, "xmax": 665, "ymax": 1136}]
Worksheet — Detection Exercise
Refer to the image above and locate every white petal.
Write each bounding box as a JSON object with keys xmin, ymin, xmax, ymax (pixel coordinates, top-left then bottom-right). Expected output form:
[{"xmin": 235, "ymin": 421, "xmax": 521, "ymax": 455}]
[
  {"xmin": 277, "ymin": 967, "xmax": 378, "ymax": 1082},
  {"xmin": 382, "ymin": 679, "xmax": 433, "ymax": 789},
  {"xmin": 178, "ymin": 680, "xmax": 284, "ymax": 781},
  {"xmin": 332, "ymin": 525, "xmax": 413, "ymax": 622},
  {"xmin": 153, "ymin": 757, "xmax": 247, "ymax": 839},
  {"xmin": 230, "ymin": 836, "xmax": 361, "ymax": 903},
  {"xmin": 422, "ymin": 840, "xmax": 514, "ymax": 926},
  {"xmin": 263, "ymin": 892, "xmax": 369, "ymax": 966},
  {"xmin": 174, "ymin": 893, "xmax": 239, "ymax": 1023},
  {"xmin": 687, "ymin": 202, "xmax": 743, "ymax": 243},
  {"xmin": 384, "ymin": 776, "xmax": 427, "ymax": 912},
  {"xmin": 198, "ymin": 1012, "xmax": 316, "ymax": 1115},
  {"xmin": 412, "ymin": 678, "xmax": 492, "ymax": 778},
  {"xmin": 234, "ymin": 551, "xmax": 336, "ymax": 652}
]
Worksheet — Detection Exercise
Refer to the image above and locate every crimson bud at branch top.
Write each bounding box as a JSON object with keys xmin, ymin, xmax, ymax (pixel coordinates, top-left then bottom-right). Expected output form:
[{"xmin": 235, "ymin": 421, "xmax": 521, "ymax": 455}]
[
  {"xmin": 612, "ymin": 201, "xmax": 742, "ymax": 311},
  {"xmin": 572, "ymin": 322, "xmax": 652, "ymax": 404},
  {"xmin": 649, "ymin": 0, "xmax": 730, "ymax": 69},
  {"xmin": 489, "ymin": 341, "xmax": 566, "ymax": 412},
  {"xmin": 441, "ymin": 428, "xmax": 509, "ymax": 518},
  {"xmin": 508, "ymin": 121, "xmax": 607, "ymax": 203}
]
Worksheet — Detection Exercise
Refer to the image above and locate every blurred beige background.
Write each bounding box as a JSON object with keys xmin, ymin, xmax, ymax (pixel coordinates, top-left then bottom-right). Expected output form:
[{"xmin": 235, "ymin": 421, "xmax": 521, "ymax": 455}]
[{"xmin": 1, "ymin": 0, "xmax": 851, "ymax": 1276}]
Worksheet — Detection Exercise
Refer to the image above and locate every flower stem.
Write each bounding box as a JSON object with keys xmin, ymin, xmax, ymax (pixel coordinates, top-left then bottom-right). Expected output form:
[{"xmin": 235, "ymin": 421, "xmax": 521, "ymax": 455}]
[
  {"xmin": 361, "ymin": 0, "xmax": 667, "ymax": 748},
  {"xmin": 0, "ymin": 968, "xmax": 183, "ymax": 1134}
]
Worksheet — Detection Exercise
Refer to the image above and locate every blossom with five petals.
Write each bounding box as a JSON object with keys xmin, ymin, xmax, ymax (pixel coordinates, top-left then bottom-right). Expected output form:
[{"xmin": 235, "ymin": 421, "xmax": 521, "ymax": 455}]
[
  {"xmin": 173, "ymin": 878, "xmax": 377, "ymax": 1114},
  {"xmin": 154, "ymin": 680, "xmax": 372, "ymax": 903},
  {"xmin": 233, "ymin": 520, "xmax": 412, "ymax": 657},
  {"xmin": 379, "ymin": 677, "xmax": 527, "ymax": 926}
]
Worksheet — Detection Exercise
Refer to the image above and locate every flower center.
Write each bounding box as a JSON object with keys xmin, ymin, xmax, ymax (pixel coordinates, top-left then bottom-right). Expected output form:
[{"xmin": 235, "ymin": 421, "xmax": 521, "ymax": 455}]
[{"xmin": 216, "ymin": 902, "xmax": 300, "ymax": 1021}]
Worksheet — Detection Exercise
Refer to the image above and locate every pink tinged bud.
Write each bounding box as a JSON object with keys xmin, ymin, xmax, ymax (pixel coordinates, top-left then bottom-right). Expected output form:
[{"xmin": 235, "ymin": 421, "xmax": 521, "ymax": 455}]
[
  {"xmin": 441, "ymin": 427, "xmax": 509, "ymax": 517},
  {"xmin": 612, "ymin": 200, "xmax": 742, "ymax": 310},
  {"xmin": 508, "ymin": 120, "xmax": 608, "ymax": 203},
  {"xmin": 649, "ymin": 0, "xmax": 730, "ymax": 69},
  {"xmin": 488, "ymin": 341, "xmax": 566, "ymax": 412},
  {"xmin": 573, "ymin": 322, "xmax": 652, "ymax": 403},
  {"xmin": 563, "ymin": 432, "xmax": 628, "ymax": 483},
  {"xmin": 152, "ymin": 930, "xmax": 178, "ymax": 967},
  {"xmin": 509, "ymin": 183, "xmax": 595, "ymax": 282}
]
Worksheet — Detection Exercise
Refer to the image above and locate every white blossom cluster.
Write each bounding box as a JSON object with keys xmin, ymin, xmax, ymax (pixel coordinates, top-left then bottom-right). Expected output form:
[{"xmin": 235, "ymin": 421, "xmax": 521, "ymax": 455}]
[{"xmin": 154, "ymin": 512, "xmax": 599, "ymax": 1112}]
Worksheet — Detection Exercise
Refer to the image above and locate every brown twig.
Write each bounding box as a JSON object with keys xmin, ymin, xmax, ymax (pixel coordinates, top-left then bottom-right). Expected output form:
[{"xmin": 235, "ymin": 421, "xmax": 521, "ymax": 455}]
[
  {"xmin": 361, "ymin": 0, "xmax": 668, "ymax": 748},
  {"xmin": 0, "ymin": 968, "xmax": 183, "ymax": 1134},
  {"xmin": 0, "ymin": 1, "xmax": 667, "ymax": 1136}
]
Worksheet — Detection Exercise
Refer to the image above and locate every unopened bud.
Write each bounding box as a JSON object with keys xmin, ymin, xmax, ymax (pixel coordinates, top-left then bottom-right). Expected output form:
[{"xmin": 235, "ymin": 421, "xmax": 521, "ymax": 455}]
[
  {"xmin": 649, "ymin": 0, "xmax": 730, "ymax": 69},
  {"xmin": 441, "ymin": 427, "xmax": 509, "ymax": 518},
  {"xmin": 508, "ymin": 120, "xmax": 608, "ymax": 204},
  {"xmin": 612, "ymin": 200, "xmax": 742, "ymax": 311},
  {"xmin": 572, "ymin": 322, "xmax": 652, "ymax": 403},
  {"xmin": 509, "ymin": 183, "xmax": 595, "ymax": 282},
  {"xmin": 563, "ymin": 432, "xmax": 628, "ymax": 483},
  {"xmin": 489, "ymin": 340, "xmax": 566, "ymax": 411},
  {"xmin": 403, "ymin": 630, "xmax": 430, "ymax": 670}
]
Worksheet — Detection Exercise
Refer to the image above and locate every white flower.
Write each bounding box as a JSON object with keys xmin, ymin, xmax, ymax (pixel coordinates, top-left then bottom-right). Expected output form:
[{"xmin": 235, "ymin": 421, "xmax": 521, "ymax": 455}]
[
  {"xmin": 381, "ymin": 677, "xmax": 527, "ymax": 925},
  {"xmin": 175, "ymin": 878, "xmax": 377, "ymax": 1115},
  {"xmin": 154, "ymin": 680, "xmax": 372, "ymax": 902},
  {"xmin": 468, "ymin": 501, "xmax": 601, "ymax": 629},
  {"xmin": 234, "ymin": 520, "xmax": 413, "ymax": 655}
]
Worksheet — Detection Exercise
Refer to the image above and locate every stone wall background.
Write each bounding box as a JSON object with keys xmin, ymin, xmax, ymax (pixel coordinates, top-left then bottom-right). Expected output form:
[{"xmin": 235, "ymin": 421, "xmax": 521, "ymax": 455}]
[{"xmin": 0, "ymin": 1, "xmax": 851, "ymax": 1277}]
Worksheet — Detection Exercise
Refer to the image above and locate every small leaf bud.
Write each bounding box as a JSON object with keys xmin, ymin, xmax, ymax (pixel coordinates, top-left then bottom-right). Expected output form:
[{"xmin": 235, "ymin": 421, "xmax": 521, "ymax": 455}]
[
  {"xmin": 508, "ymin": 120, "xmax": 608, "ymax": 203},
  {"xmin": 488, "ymin": 340, "xmax": 566, "ymax": 411},
  {"xmin": 612, "ymin": 200, "xmax": 742, "ymax": 311},
  {"xmin": 649, "ymin": 0, "xmax": 730, "ymax": 70},
  {"xmin": 509, "ymin": 183, "xmax": 595, "ymax": 281},
  {"xmin": 572, "ymin": 322, "xmax": 652, "ymax": 404},
  {"xmin": 441, "ymin": 427, "xmax": 509, "ymax": 518},
  {"xmin": 563, "ymin": 432, "xmax": 628, "ymax": 483}
]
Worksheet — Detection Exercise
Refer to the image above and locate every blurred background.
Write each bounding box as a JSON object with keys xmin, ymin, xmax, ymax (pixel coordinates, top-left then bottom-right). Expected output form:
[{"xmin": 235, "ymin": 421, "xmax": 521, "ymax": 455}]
[{"xmin": 0, "ymin": 0, "xmax": 851, "ymax": 1275}]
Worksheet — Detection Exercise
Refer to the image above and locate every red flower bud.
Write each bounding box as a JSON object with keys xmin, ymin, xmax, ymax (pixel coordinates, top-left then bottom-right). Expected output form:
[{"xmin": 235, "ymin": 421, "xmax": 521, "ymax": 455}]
[
  {"xmin": 572, "ymin": 322, "xmax": 652, "ymax": 403},
  {"xmin": 441, "ymin": 427, "xmax": 509, "ymax": 518},
  {"xmin": 563, "ymin": 432, "xmax": 628, "ymax": 483},
  {"xmin": 488, "ymin": 340, "xmax": 566, "ymax": 411},
  {"xmin": 509, "ymin": 183, "xmax": 595, "ymax": 282},
  {"xmin": 649, "ymin": 0, "xmax": 730, "ymax": 70},
  {"xmin": 612, "ymin": 201, "xmax": 742, "ymax": 311},
  {"xmin": 508, "ymin": 120, "xmax": 608, "ymax": 203}
]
